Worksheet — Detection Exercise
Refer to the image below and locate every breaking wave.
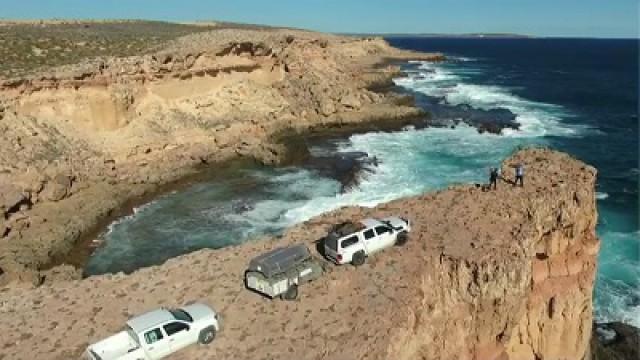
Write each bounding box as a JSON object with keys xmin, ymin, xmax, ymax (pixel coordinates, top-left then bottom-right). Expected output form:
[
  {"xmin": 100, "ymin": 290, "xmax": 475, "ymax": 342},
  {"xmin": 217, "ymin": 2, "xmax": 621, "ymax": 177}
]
[{"xmin": 395, "ymin": 60, "xmax": 591, "ymax": 138}]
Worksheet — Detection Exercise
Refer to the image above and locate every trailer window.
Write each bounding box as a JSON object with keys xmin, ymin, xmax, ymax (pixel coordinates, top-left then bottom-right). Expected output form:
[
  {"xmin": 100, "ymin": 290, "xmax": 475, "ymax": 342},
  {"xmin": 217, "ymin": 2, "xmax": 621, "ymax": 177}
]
[
  {"xmin": 364, "ymin": 229, "xmax": 375, "ymax": 240},
  {"xmin": 341, "ymin": 235, "xmax": 359, "ymax": 248},
  {"xmin": 144, "ymin": 328, "xmax": 163, "ymax": 344}
]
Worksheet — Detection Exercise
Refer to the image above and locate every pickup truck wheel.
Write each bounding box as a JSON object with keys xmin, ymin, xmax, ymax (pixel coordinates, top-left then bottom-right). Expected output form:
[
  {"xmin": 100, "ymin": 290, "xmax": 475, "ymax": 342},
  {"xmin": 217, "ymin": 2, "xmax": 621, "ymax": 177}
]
[
  {"xmin": 395, "ymin": 231, "xmax": 409, "ymax": 246},
  {"xmin": 352, "ymin": 251, "xmax": 366, "ymax": 266},
  {"xmin": 199, "ymin": 327, "xmax": 217, "ymax": 345},
  {"xmin": 282, "ymin": 284, "xmax": 299, "ymax": 301}
]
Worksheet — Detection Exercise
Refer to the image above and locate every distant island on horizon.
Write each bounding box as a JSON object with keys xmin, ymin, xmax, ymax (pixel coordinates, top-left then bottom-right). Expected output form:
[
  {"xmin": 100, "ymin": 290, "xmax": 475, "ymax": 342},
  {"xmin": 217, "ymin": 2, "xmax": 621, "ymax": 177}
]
[{"xmin": 345, "ymin": 32, "xmax": 535, "ymax": 39}]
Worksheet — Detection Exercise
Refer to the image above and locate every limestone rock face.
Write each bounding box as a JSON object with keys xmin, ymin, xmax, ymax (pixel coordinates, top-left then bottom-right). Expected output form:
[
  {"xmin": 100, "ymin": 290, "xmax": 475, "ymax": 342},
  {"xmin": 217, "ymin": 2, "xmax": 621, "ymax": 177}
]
[{"xmin": 0, "ymin": 149, "xmax": 602, "ymax": 360}]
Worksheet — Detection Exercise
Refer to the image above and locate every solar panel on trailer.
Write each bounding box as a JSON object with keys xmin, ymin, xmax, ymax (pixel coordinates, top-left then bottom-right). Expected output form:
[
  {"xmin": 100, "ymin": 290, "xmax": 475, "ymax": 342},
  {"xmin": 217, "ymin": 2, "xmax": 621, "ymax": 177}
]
[{"xmin": 247, "ymin": 244, "xmax": 311, "ymax": 278}]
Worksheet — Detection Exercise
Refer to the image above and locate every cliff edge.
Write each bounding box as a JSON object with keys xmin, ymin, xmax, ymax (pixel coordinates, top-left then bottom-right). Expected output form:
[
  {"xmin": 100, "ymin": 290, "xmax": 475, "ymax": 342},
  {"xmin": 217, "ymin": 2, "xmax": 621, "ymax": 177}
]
[{"xmin": 0, "ymin": 148, "xmax": 600, "ymax": 360}]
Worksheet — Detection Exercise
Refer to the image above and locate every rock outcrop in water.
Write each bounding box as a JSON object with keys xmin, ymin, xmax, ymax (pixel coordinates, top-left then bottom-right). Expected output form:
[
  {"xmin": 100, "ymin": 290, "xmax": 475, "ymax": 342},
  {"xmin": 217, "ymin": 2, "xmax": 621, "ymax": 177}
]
[
  {"xmin": 0, "ymin": 148, "xmax": 603, "ymax": 360},
  {"xmin": 0, "ymin": 27, "xmax": 443, "ymax": 285},
  {"xmin": 590, "ymin": 322, "xmax": 640, "ymax": 360}
]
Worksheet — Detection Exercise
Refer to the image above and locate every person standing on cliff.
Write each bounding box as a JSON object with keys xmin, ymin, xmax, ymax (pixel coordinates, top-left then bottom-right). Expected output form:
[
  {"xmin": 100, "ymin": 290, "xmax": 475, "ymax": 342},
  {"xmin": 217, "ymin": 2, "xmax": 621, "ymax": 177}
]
[
  {"xmin": 515, "ymin": 163, "xmax": 524, "ymax": 187},
  {"xmin": 489, "ymin": 167, "xmax": 498, "ymax": 190}
]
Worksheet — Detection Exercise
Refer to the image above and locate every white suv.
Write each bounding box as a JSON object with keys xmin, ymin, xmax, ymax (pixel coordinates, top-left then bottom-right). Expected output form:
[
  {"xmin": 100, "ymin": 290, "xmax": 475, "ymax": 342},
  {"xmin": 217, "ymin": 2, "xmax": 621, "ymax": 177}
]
[{"xmin": 323, "ymin": 216, "xmax": 411, "ymax": 266}]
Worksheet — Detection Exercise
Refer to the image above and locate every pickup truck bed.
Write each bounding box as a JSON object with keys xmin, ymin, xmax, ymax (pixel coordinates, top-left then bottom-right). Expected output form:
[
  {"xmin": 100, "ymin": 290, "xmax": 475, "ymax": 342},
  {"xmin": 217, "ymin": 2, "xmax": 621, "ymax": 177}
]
[{"xmin": 87, "ymin": 330, "xmax": 143, "ymax": 360}]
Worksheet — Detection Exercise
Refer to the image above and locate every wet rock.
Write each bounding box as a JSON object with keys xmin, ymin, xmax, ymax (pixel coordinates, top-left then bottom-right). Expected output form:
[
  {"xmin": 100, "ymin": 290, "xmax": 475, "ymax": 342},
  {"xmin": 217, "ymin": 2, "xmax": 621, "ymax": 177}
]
[{"xmin": 591, "ymin": 322, "xmax": 640, "ymax": 360}]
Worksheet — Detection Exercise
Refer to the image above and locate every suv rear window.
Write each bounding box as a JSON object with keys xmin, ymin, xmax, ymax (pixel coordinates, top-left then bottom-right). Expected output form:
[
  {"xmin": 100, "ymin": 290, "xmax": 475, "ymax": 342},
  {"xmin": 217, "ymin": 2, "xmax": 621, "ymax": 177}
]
[
  {"xmin": 325, "ymin": 234, "xmax": 338, "ymax": 251},
  {"xmin": 340, "ymin": 235, "xmax": 359, "ymax": 248}
]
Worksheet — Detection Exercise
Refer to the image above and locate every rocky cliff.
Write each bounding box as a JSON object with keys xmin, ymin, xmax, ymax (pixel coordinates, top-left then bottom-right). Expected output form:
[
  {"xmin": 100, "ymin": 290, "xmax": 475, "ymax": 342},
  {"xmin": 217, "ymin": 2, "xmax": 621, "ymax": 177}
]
[
  {"xmin": 0, "ymin": 27, "xmax": 443, "ymax": 285},
  {"xmin": 0, "ymin": 148, "xmax": 601, "ymax": 360}
]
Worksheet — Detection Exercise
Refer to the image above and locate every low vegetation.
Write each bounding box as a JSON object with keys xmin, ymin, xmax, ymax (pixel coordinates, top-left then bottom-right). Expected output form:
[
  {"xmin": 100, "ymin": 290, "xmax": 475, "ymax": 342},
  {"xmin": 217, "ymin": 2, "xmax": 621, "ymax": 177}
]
[{"xmin": 0, "ymin": 20, "xmax": 220, "ymax": 78}]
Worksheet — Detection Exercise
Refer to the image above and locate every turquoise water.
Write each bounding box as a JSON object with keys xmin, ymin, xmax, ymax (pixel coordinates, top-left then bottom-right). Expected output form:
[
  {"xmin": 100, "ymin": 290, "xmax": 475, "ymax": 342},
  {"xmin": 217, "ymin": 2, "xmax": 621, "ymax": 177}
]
[{"xmin": 87, "ymin": 39, "xmax": 639, "ymax": 327}]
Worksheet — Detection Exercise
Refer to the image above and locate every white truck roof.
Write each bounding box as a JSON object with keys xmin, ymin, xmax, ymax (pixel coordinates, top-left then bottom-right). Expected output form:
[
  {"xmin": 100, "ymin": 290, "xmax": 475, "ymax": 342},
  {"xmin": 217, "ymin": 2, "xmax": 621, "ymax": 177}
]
[{"xmin": 126, "ymin": 309, "xmax": 174, "ymax": 333}]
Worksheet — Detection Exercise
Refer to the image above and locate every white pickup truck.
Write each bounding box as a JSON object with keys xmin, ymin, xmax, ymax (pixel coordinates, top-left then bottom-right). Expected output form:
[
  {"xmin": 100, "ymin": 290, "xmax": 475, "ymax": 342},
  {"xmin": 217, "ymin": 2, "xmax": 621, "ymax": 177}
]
[
  {"xmin": 323, "ymin": 216, "xmax": 411, "ymax": 266},
  {"xmin": 84, "ymin": 303, "xmax": 220, "ymax": 360}
]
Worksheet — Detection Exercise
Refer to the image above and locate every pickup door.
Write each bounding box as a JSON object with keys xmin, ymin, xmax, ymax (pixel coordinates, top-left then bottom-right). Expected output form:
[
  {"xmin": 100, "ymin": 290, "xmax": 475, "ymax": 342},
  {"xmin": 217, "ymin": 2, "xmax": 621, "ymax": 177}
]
[
  {"xmin": 163, "ymin": 321, "xmax": 193, "ymax": 353},
  {"xmin": 142, "ymin": 327, "xmax": 173, "ymax": 359}
]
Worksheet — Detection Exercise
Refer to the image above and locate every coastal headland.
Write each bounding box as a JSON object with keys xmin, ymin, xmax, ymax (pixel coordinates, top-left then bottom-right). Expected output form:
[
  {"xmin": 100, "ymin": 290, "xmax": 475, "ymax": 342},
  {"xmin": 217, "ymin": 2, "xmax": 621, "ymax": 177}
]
[
  {"xmin": 0, "ymin": 20, "xmax": 634, "ymax": 360},
  {"xmin": 0, "ymin": 147, "xmax": 603, "ymax": 359}
]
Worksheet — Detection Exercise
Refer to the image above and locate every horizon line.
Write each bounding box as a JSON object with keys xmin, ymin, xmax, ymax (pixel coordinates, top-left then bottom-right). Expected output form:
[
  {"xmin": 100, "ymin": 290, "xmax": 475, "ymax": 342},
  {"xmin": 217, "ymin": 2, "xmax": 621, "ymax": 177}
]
[{"xmin": 0, "ymin": 17, "xmax": 637, "ymax": 40}]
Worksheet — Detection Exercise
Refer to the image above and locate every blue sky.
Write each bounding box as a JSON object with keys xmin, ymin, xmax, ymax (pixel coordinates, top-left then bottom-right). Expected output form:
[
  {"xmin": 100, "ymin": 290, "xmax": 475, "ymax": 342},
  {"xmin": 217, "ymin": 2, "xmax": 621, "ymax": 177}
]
[{"xmin": 0, "ymin": 0, "xmax": 637, "ymax": 38}]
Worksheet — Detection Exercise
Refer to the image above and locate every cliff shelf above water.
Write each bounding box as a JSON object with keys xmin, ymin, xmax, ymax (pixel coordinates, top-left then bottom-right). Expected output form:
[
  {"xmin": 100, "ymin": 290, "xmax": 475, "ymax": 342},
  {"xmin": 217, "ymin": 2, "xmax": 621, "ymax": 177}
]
[{"xmin": 0, "ymin": 148, "xmax": 602, "ymax": 360}]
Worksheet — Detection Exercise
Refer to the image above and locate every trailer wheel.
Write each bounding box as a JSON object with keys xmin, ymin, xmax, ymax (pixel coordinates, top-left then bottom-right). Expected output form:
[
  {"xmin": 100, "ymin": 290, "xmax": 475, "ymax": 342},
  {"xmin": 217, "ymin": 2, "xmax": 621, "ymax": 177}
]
[
  {"xmin": 395, "ymin": 231, "xmax": 409, "ymax": 246},
  {"xmin": 282, "ymin": 284, "xmax": 299, "ymax": 301},
  {"xmin": 199, "ymin": 326, "xmax": 217, "ymax": 345},
  {"xmin": 352, "ymin": 251, "xmax": 366, "ymax": 266}
]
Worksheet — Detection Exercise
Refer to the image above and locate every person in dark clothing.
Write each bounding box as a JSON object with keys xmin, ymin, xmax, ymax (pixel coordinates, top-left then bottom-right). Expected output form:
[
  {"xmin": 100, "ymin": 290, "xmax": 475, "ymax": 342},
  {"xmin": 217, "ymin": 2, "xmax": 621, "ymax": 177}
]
[
  {"xmin": 489, "ymin": 167, "xmax": 498, "ymax": 190},
  {"xmin": 515, "ymin": 163, "xmax": 524, "ymax": 187}
]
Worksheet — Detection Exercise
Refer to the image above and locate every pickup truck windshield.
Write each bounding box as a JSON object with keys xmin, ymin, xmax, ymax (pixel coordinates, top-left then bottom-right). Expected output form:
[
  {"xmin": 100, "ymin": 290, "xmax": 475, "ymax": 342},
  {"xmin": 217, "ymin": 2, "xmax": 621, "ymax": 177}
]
[
  {"xmin": 169, "ymin": 309, "xmax": 193, "ymax": 322},
  {"xmin": 126, "ymin": 326, "xmax": 141, "ymax": 347}
]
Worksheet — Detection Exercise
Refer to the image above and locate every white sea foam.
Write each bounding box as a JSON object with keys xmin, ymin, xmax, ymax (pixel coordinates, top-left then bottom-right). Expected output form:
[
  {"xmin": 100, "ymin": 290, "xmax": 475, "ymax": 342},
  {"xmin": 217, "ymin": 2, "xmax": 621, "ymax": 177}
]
[
  {"xmin": 277, "ymin": 124, "xmax": 524, "ymax": 225},
  {"xmin": 595, "ymin": 230, "xmax": 640, "ymax": 327},
  {"xmin": 223, "ymin": 168, "xmax": 341, "ymax": 237},
  {"xmin": 596, "ymin": 192, "xmax": 610, "ymax": 200},
  {"xmin": 103, "ymin": 200, "xmax": 158, "ymax": 236},
  {"xmin": 395, "ymin": 60, "xmax": 590, "ymax": 138},
  {"xmin": 450, "ymin": 56, "xmax": 477, "ymax": 62},
  {"xmin": 595, "ymin": 275, "xmax": 640, "ymax": 328}
]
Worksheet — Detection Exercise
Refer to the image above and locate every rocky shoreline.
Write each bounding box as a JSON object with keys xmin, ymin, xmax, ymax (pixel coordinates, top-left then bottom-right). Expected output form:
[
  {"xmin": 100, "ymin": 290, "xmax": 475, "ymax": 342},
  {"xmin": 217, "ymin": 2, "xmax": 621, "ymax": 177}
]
[{"xmin": 0, "ymin": 27, "xmax": 444, "ymax": 286}]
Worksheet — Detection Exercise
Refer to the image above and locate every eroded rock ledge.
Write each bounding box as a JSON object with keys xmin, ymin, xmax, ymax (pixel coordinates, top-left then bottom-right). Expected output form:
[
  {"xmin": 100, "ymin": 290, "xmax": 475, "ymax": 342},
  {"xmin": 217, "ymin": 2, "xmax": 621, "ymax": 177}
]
[
  {"xmin": 0, "ymin": 148, "xmax": 601, "ymax": 360},
  {"xmin": 0, "ymin": 28, "xmax": 443, "ymax": 285}
]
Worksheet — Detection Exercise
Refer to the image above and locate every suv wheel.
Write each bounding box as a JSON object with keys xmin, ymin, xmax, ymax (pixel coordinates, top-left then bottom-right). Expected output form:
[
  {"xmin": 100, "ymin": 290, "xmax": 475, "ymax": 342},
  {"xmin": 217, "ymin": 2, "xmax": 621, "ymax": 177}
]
[
  {"xmin": 395, "ymin": 231, "xmax": 409, "ymax": 246},
  {"xmin": 282, "ymin": 284, "xmax": 299, "ymax": 301},
  {"xmin": 352, "ymin": 251, "xmax": 366, "ymax": 266},
  {"xmin": 199, "ymin": 326, "xmax": 217, "ymax": 345}
]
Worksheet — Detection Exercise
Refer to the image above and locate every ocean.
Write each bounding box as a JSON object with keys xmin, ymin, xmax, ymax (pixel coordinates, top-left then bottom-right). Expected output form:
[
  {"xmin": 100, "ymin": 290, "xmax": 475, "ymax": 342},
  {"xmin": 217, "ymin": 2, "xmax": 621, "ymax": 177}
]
[{"xmin": 85, "ymin": 38, "xmax": 639, "ymax": 327}]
